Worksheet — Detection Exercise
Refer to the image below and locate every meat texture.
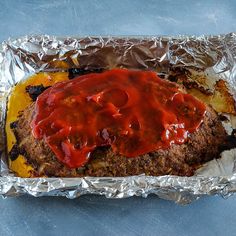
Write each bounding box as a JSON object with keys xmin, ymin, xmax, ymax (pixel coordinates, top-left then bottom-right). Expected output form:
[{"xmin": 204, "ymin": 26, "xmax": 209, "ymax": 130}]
[{"xmin": 10, "ymin": 102, "xmax": 228, "ymax": 177}]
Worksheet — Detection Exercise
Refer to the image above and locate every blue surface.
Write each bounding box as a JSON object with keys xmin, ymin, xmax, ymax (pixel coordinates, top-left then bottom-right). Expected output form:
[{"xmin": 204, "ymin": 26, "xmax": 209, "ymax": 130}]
[
  {"xmin": 1, "ymin": 0, "xmax": 236, "ymax": 235},
  {"xmin": 0, "ymin": 195, "xmax": 235, "ymax": 236}
]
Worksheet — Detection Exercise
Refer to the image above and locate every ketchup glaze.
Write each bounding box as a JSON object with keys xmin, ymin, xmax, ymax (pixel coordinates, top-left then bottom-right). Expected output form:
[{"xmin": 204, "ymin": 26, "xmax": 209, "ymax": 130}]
[{"xmin": 31, "ymin": 69, "xmax": 206, "ymax": 168}]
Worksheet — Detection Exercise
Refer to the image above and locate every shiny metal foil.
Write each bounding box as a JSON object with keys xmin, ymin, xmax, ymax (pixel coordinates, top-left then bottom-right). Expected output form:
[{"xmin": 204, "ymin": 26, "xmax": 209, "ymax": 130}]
[{"xmin": 1, "ymin": 34, "xmax": 236, "ymax": 204}]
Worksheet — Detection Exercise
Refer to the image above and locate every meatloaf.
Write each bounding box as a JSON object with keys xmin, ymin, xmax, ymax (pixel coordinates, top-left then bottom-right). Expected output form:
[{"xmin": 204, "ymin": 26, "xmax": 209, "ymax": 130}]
[{"xmin": 10, "ymin": 102, "xmax": 228, "ymax": 177}]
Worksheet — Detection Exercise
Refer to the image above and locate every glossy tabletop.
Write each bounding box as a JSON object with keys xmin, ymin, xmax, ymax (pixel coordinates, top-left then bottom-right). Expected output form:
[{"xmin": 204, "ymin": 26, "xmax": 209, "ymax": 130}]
[{"xmin": 0, "ymin": 0, "xmax": 236, "ymax": 235}]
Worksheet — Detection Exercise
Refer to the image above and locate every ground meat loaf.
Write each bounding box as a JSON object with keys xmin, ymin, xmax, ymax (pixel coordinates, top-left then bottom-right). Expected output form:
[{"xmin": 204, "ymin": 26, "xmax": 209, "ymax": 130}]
[{"xmin": 10, "ymin": 101, "xmax": 228, "ymax": 177}]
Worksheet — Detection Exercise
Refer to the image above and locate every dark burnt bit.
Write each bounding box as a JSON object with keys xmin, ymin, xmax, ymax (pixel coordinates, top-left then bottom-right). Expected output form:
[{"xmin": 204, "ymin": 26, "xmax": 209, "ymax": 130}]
[
  {"xmin": 182, "ymin": 80, "xmax": 213, "ymax": 95},
  {"xmin": 218, "ymin": 114, "xmax": 229, "ymax": 122},
  {"xmin": 68, "ymin": 67, "xmax": 104, "ymax": 80},
  {"xmin": 17, "ymin": 145, "xmax": 40, "ymax": 172},
  {"xmin": 231, "ymin": 129, "xmax": 236, "ymax": 137},
  {"xmin": 167, "ymin": 74, "xmax": 178, "ymax": 82},
  {"xmin": 148, "ymin": 152, "xmax": 156, "ymax": 158},
  {"xmin": 10, "ymin": 122, "xmax": 20, "ymax": 142},
  {"xmin": 218, "ymin": 130, "xmax": 236, "ymax": 151},
  {"xmin": 157, "ymin": 73, "xmax": 166, "ymax": 79},
  {"xmin": 9, "ymin": 144, "xmax": 20, "ymax": 161},
  {"xmin": 10, "ymin": 121, "xmax": 18, "ymax": 129},
  {"xmin": 25, "ymin": 84, "xmax": 51, "ymax": 101},
  {"xmin": 76, "ymin": 166, "xmax": 86, "ymax": 174},
  {"xmin": 90, "ymin": 146, "xmax": 110, "ymax": 159}
]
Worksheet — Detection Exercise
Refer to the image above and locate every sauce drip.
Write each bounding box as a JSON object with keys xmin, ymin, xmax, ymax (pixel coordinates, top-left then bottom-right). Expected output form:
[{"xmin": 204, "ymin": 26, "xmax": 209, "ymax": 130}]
[{"xmin": 31, "ymin": 69, "xmax": 206, "ymax": 168}]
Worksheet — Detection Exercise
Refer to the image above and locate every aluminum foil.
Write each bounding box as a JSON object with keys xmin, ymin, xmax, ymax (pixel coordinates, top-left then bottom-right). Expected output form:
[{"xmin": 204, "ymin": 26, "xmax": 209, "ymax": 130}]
[{"xmin": 1, "ymin": 34, "xmax": 236, "ymax": 204}]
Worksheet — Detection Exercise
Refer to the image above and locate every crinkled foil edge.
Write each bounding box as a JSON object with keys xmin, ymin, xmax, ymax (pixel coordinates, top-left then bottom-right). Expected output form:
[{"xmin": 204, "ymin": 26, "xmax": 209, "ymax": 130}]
[{"xmin": 1, "ymin": 34, "xmax": 236, "ymax": 204}]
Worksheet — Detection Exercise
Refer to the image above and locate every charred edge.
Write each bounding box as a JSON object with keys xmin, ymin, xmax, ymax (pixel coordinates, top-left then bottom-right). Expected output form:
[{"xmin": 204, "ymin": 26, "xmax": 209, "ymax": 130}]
[
  {"xmin": 9, "ymin": 119, "xmax": 37, "ymax": 171},
  {"xmin": 8, "ymin": 135, "xmax": 37, "ymax": 174},
  {"xmin": 10, "ymin": 120, "xmax": 20, "ymax": 142},
  {"xmin": 20, "ymin": 147, "xmax": 38, "ymax": 170},
  {"xmin": 168, "ymin": 69, "xmax": 213, "ymax": 95},
  {"xmin": 8, "ymin": 121, "xmax": 22, "ymax": 161},
  {"xmin": 182, "ymin": 80, "xmax": 213, "ymax": 95},
  {"xmin": 25, "ymin": 84, "xmax": 51, "ymax": 101},
  {"xmin": 68, "ymin": 67, "xmax": 104, "ymax": 79},
  {"xmin": 9, "ymin": 143, "xmax": 21, "ymax": 161},
  {"xmin": 8, "ymin": 123, "xmax": 23, "ymax": 162},
  {"xmin": 219, "ymin": 131, "xmax": 236, "ymax": 151},
  {"xmin": 11, "ymin": 127, "xmax": 46, "ymax": 176}
]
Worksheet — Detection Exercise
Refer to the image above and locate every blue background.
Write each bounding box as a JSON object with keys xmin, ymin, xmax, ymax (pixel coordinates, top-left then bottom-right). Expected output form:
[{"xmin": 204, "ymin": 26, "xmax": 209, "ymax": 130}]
[{"xmin": 1, "ymin": 0, "xmax": 236, "ymax": 235}]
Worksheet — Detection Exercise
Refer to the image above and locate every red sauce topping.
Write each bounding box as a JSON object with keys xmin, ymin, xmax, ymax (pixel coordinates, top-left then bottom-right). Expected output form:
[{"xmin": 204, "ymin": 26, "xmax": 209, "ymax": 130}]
[{"xmin": 31, "ymin": 69, "xmax": 206, "ymax": 168}]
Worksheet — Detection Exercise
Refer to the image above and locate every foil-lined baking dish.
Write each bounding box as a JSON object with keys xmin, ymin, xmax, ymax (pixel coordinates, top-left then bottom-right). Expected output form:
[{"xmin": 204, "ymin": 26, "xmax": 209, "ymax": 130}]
[{"xmin": 1, "ymin": 34, "xmax": 236, "ymax": 204}]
